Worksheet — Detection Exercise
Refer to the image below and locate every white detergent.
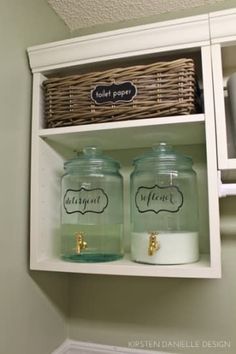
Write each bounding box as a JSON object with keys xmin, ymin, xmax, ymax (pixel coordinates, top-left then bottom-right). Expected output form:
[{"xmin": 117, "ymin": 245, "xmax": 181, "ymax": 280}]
[{"xmin": 131, "ymin": 231, "xmax": 199, "ymax": 264}]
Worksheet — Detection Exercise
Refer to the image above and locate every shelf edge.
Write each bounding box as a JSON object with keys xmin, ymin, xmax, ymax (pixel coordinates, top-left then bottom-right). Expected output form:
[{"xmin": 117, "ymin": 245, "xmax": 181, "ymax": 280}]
[
  {"xmin": 30, "ymin": 254, "xmax": 221, "ymax": 279},
  {"xmin": 38, "ymin": 114, "xmax": 205, "ymax": 137}
]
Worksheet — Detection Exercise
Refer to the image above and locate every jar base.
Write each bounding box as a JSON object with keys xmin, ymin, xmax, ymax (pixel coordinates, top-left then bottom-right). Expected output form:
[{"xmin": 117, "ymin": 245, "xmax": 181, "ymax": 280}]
[
  {"xmin": 132, "ymin": 258, "xmax": 199, "ymax": 265},
  {"xmin": 62, "ymin": 253, "xmax": 123, "ymax": 263}
]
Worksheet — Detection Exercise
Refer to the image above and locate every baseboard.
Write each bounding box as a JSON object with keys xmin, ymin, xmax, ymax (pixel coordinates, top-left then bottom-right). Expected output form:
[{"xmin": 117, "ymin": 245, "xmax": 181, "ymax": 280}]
[
  {"xmin": 52, "ymin": 339, "xmax": 71, "ymax": 354},
  {"xmin": 52, "ymin": 339, "xmax": 176, "ymax": 354}
]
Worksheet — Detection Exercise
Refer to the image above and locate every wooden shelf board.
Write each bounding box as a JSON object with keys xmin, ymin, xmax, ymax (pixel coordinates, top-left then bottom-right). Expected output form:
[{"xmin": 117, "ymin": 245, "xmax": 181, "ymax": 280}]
[
  {"xmin": 38, "ymin": 114, "xmax": 205, "ymax": 151},
  {"xmin": 30, "ymin": 253, "xmax": 220, "ymax": 278}
]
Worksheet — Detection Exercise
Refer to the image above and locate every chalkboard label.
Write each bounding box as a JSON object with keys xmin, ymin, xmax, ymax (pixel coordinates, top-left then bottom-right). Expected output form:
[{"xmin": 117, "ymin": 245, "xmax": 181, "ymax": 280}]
[
  {"xmin": 63, "ymin": 187, "xmax": 108, "ymax": 214},
  {"xmin": 91, "ymin": 82, "xmax": 137, "ymax": 105},
  {"xmin": 135, "ymin": 184, "xmax": 184, "ymax": 214}
]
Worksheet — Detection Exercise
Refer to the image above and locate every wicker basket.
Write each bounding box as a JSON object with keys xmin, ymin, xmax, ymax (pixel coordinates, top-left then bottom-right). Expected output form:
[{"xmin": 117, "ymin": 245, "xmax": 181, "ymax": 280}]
[{"xmin": 43, "ymin": 58, "xmax": 200, "ymax": 128}]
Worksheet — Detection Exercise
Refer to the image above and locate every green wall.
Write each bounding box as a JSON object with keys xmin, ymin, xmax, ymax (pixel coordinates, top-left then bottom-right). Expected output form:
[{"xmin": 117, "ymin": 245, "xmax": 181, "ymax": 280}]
[
  {"xmin": 1, "ymin": 1, "xmax": 236, "ymax": 354},
  {"xmin": 0, "ymin": 1, "xmax": 69, "ymax": 354}
]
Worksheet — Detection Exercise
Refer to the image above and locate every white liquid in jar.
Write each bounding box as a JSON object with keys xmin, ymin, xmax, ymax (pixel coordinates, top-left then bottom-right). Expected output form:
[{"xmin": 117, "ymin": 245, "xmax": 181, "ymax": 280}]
[{"xmin": 131, "ymin": 231, "xmax": 199, "ymax": 264}]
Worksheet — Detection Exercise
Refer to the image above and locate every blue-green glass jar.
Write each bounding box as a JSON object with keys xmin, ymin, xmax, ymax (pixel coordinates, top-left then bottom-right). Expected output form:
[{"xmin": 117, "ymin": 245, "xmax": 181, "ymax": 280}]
[
  {"xmin": 130, "ymin": 143, "xmax": 199, "ymax": 264},
  {"xmin": 61, "ymin": 147, "xmax": 123, "ymax": 262}
]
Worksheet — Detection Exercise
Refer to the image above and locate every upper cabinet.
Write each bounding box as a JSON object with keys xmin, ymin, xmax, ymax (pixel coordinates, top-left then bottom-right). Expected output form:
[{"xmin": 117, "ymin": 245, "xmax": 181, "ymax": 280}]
[
  {"xmin": 210, "ymin": 9, "xmax": 236, "ymax": 182},
  {"xmin": 27, "ymin": 14, "xmax": 222, "ymax": 278}
]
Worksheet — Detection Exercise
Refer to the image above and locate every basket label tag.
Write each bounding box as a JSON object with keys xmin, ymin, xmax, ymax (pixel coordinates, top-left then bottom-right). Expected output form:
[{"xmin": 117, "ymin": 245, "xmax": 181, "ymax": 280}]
[
  {"xmin": 63, "ymin": 188, "xmax": 108, "ymax": 214},
  {"xmin": 135, "ymin": 184, "xmax": 184, "ymax": 214},
  {"xmin": 91, "ymin": 81, "xmax": 137, "ymax": 104}
]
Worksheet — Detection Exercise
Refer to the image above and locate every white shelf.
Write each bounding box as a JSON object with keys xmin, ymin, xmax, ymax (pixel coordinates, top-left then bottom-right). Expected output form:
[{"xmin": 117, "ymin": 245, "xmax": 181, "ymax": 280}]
[
  {"xmin": 28, "ymin": 12, "xmax": 222, "ymax": 278},
  {"xmin": 31, "ymin": 254, "xmax": 217, "ymax": 278},
  {"xmin": 40, "ymin": 114, "xmax": 205, "ymax": 151}
]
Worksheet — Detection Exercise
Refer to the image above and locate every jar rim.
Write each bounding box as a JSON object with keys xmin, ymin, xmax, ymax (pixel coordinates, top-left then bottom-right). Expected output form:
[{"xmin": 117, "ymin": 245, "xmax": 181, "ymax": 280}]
[
  {"xmin": 64, "ymin": 146, "xmax": 120, "ymax": 170},
  {"xmin": 133, "ymin": 142, "xmax": 193, "ymax": 167}
]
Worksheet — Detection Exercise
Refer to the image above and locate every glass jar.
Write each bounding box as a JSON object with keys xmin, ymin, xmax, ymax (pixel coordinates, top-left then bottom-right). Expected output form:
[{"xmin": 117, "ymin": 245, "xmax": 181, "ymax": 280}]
[
  {"xmin": 61, "ymin": 146, "xmax": 123, "ymax": 262},
  {"xmin": 130, "ymin": 143, "xmax": 199, "ymax": 264}
]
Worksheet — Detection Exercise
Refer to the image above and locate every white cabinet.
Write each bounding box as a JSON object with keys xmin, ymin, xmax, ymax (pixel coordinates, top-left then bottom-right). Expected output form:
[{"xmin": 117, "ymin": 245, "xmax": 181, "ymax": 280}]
[
  {"xmin": 210, "ymin": 9, "xmax": 236, "ymax": 190},
  {"xmin": 27, "ymin": 14, "xmax": 222, "ymax": 278}
]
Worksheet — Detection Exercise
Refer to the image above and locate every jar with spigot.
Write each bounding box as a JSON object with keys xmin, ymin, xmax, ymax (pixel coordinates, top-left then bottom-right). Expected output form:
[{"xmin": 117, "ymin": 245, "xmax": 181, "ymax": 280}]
[
  {"xmin": 130, "ymin": 143, "xmax": 199, "ymax": 264},
  {"xmin": 61, "ymin": 146, "xmax": 124, "ymax": 262}
]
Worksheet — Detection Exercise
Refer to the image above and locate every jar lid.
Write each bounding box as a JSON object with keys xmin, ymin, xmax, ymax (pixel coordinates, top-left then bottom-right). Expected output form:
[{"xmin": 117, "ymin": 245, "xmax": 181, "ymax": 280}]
[
  {"xmin": 133, "ymin": 142, "xmax": 192, "ymax": 168},
  {"xmin": 64, "ymin": 146, "xmax": 120, "ymax": 170}
]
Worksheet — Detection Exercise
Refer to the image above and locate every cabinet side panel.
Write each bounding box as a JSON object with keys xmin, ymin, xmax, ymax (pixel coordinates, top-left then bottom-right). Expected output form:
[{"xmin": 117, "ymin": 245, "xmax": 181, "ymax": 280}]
[
  {"xmin": 211, "ymin": 44, "xmax": 229, "ymax": 170},
  {"xmin": 30, "ymin": 74, "xmax": 44, "ymax": 266},
  {"xmin": 201, "ymin": 46, "xmax": 221, "ymax": 276},
  {"xmin": 31, "ymin": 139, "xmax": 64, "ymax": 266}
]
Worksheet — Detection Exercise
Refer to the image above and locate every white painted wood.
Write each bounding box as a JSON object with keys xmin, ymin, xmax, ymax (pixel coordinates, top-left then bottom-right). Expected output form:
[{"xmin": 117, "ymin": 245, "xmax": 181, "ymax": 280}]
[
  {"xmin": 200, "ymin": 46, "xmax": 221, "ymax": 276},
  {"xmin": 52, "ymin": 339, "xmax": 176, "ymax": 354},
  {"xmin": 30, "ymin": 73, "xmax": 45, "ymax": 265},
  {"xmin": 210, "ymin": 8, "xmax": 236, "ymax": 44},
  {"xmin": 40, "ymin": 114, "xmax": 205, "ymax": 136},
  {"xmin": 210, "ymin": 9, "xmax": 236, "ymax": 171},
  {"xmin": 31, "ymin": 139, "xmax": 64, "ymax": 268},
  {"xmin": 28, "ymin": 12, "xmax": 224, "ymax": 278},
  {"xmin": 32, "ymin": 254, "xmax": 218, "ymax": 278},
  {"xmin": 225, "ymin": 159, "xmax": 236, "ymax": 169},
  {"xmin": 27, "ymin": 14, "xmax": 209, "ymax": 73},
  {"xmin": 211, "ymin": 44, "xmax": 229, "ymax": 170},
  {"xmin": 40, "ymin": 114, "xmax": 205, "ymax": 151}
]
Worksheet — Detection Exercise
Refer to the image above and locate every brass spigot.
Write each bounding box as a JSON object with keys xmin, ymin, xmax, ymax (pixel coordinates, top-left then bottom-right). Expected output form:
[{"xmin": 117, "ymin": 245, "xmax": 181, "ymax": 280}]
[
  {"xmin": 148, "ymin": 232, "xmax": 160, "ymax": 256},
  {"xmin": 75, "ymin": 232, "xmax": 87, "ymax": 254}
]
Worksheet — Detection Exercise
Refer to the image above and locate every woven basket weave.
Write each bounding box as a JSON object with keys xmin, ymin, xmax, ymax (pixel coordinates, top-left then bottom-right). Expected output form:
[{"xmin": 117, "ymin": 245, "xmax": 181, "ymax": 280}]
[{"xmin": 43, "ymin": 58, "xmax": 199, "ymax": 128}]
